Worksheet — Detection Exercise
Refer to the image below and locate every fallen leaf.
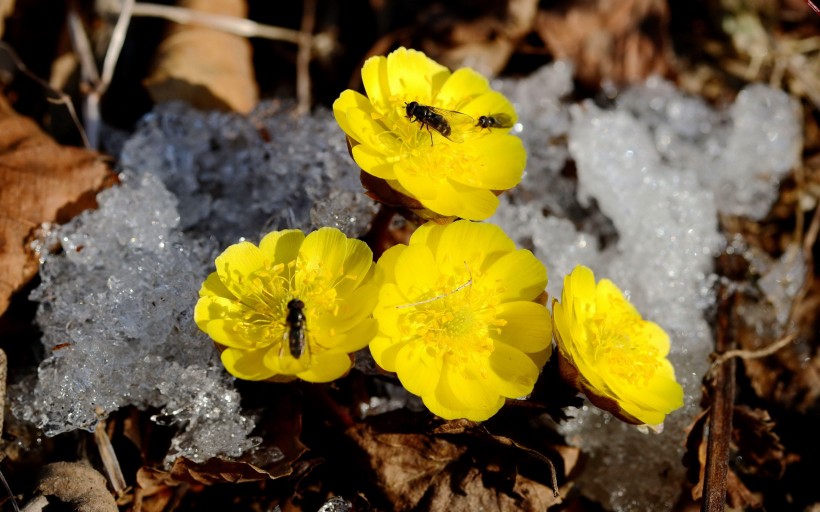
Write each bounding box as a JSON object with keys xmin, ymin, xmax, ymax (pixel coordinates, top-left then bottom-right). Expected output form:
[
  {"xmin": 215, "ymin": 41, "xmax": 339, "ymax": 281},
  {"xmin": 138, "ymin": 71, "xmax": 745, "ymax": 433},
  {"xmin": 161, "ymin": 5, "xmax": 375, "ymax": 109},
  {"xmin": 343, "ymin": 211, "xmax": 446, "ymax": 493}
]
[
  {"xmin": 685, "ymin": 405, "xmax": 795, "ymax": 509},
  {"xmin": 0, "ymin": 92, "xmax": 115, "ymax": 316},
  {"xmin": 34, "ymin": 461, "xmax": 118, "ymax": 512},
  {"xmin": 732, "ymin": 405, "xmax": 797, "ymax": 480},
  {"xmin": 347, "ymin": 414, "xmax": 569, "ymax": 512},
  {"xmin": 0, "ymin": 0, "xmax": 13, "ymax": 39},
  {"xmin": 143, "ymin": 0, "xmax": 258, "ymax": 113},
  {"xmin": 735, "ymin": 276, "xmax": 820, "ymax": 414},
  {"xmin": 535, "ymin": 0, "xmax": 673, "ymax": 88}
]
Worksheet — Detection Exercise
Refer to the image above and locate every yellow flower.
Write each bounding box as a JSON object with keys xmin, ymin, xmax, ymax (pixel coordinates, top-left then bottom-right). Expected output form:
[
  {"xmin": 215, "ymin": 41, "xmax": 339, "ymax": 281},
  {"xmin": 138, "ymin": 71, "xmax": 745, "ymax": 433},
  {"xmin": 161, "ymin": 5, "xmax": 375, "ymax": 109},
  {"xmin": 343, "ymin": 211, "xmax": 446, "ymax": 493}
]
[
  {"xmin": 195, "ymin": 227, "xmax": 378, "ymax": 383},
  {"xmin": 332, "ymin": 47, "xmax": 526, "ymax": 221},
  {"xmin": 552, "ymin": 265, "xmax": 684, "ymax": 429},
  {"xmin": 370, "ymin": 220, "xmax": 552, "ymax": 421}
]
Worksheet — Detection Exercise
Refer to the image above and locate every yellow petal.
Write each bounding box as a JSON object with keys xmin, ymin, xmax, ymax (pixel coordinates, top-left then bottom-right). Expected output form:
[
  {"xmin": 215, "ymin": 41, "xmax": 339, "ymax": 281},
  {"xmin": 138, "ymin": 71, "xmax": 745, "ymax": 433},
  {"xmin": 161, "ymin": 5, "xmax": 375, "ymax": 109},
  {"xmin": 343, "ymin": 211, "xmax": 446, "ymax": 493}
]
[
  {"xmin": 432, "ymin": 220, "xmax": 515, "ymax": 270},
  {"xmin": 460, "ymin": 90, "xmax": 517, "ymax": 125},
  {"xmin": 407, "ymin": 221, "xmax": 441, "ymax": 247},
  {"xmin": 369, "ymin": 334, "xmax": 406, "ymax": 371},
  {"xmin": 425, "ymin": 365, "xmax": 505, "ymax": 421},
  {"xmin": 393, "ymin": 159, "xmax": 442, "ymax": 201},
  {"xmin": 352, "ymin": 144, "xmax": 398, "ymax": 180},
  {"xmin": 487, "ymin": 341, "xmax": 541, "ymax": 398},
  {"xmin": 346, "ymin": 108, "xmax": 394, "ymax": 152},
  {"xmin": 387, "ymin": 47, "xmax": 449, "ymax": 103},
  {"xmin": 375, "ymin": 244, "xmax": 405, "ymax": 286},
  {"xmin": 215, "ymin": 241, "xmax": 269, "ymax": 301},
  {"xmin": 484, "ymin": 249, "xmax": 547, "ymax": 302},
  {"xmin": 361, "ymin": 54, "xmax": 391, "ymax": 112},
  {"xmin": 297, "ymin": 351, "xmax": 353, "ymax": 383},
  {"xmin": 494, "ymin": 301, "xmax": 552, "ymax": 354},
  {"xmin": 449, "ymin": 136, "xmax": 526, "ymax": 190},
  {"xmin": 221, "ymin": 347, "xmax": 277, "ymax": 381},
  {"xmin": 437, "ymin": 362, "xmax": 500, "ymax": 411},
  {"xmin": 394, "ymin": 244, "xmax": 438, "ymax": 299},
  {"xmin": 373, "ymin": 283, "xmax": 410, "ymax": 338},
  {"xmin": 333, "ymin": 89, "xmax": 375, "ymax": 138},
  {"xmin": 332, "ymin": 317, "xmax": 378, "ymax": 353},
  {"xmin": 435, "ymin": 68, "xmax": 490, "ymax": 109},
  {"xmin": 297, "ymin": 227, "xmax": 349, "ymax": 284},
  {"xmin": 259, "ymin": 229, "xmax": 305, "ymax": 266},
  {"xmin": 203, "ymin": 318, "xmax": 271, "ymax": 350},
  {"xmin": 395, "ymin": 340, "xmax": 444, "ymax": 397},
  {"xmin": 335, "ymin": 237, "xmax": 375, "ymax": 295},
  {"xmin": 198, "ymin": 271, "xmax": 234, "ymax": 300}
]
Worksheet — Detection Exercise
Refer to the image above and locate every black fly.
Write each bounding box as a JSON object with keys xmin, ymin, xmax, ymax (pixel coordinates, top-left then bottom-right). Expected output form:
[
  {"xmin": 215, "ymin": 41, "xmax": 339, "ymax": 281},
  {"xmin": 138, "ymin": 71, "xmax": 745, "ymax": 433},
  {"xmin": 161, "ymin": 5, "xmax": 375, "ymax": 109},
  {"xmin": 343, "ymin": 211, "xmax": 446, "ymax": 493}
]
[
  {"xmin": 285, "ymin": 299, "xmax": 307, "ymax": 359},
  {"xmin": 405, "ymin": 101, "xmax": 474, "ymax": 145},
  {"xmin": 476, "ymin": 113, "xmax": 514, "ymax": 131}
]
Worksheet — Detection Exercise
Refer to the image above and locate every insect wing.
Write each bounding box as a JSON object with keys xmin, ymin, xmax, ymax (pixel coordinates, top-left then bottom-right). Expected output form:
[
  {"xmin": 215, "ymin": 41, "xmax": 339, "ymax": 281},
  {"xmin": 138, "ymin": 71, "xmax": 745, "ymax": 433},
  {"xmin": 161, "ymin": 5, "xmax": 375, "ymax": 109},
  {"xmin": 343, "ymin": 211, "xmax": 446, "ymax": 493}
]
[
  {"xmin": 426, "ymin": 106, "xmax": 475, "ymax": 143},
  {"xmin": 488, "ymin": 113, "xmax": 514, "ymax": 129}
]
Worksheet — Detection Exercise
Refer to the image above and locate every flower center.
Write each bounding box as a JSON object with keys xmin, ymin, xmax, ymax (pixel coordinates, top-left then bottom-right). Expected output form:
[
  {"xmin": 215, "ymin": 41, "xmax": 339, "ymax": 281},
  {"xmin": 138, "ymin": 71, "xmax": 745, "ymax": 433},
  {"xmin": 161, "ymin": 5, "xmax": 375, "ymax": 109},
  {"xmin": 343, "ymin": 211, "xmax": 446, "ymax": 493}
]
[
  {"xmin": 397, "ymin": 273, "xmax": 503, "ymax": 366},
  {"xmin": 589, "ymin": 299, "xmax": 660, "ymax": 388}
]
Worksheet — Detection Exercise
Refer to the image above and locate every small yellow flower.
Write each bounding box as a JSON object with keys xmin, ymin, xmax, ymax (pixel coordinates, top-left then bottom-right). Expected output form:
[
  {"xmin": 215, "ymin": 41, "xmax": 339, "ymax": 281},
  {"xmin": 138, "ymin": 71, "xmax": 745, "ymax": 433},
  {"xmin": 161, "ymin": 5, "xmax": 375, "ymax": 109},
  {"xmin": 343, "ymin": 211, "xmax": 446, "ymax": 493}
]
[
  {"xmin": 552, "ymin": 265, "xmax": 684, "ymax": 429},
  {"xmin": 195, "ymin": 228, "xmax": 378, "ymax": 383},
  {"xmin": 332, "ymin": 47, "xmax": 526, "ymax": 221},
  {"xmin": 370, "ymin": 220, "xmax": 552, "ymax": 421}
]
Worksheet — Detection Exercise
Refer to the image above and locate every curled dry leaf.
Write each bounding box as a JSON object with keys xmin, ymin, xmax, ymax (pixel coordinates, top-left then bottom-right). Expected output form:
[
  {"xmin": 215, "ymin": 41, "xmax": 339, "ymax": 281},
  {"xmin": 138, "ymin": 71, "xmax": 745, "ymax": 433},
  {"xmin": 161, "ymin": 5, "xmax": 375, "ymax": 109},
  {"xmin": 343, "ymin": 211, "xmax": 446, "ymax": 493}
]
[
  {"xmin": 0, "ymin": 93, "xmax": 115, "ymax": 316},
  {"xmin": 34, "ymin": 461, "xmax": 118, "ymax": 512},
  {"xmin": 535, "ymin": 0, "xmax": 673, "ymax": 88},
  {"xmin": 736, "ymin": 277, "xmax": 820, "ymax": 413},
  {"xmin": 685, "ymin": 405, "xmax": 797, "ymax": 509},
  {"xmin": 347, "ymin": 416, "xmax": 571, "ymax": 512},
  {"xmin": 137, "ymin": 455, "xmax": 293, "ymax": 489},
  {"xmin": 143, "ymin": 0, "xmax": 258, "ymax": 113}
]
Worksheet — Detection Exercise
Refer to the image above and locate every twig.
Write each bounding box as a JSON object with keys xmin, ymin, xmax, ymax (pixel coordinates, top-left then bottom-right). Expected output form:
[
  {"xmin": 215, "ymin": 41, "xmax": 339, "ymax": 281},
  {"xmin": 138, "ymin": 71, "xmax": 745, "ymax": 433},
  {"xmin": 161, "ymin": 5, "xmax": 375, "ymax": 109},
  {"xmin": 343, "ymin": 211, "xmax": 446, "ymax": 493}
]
[
  {"xmin": 702, "ymin": 286, "xmax": 737, "ymax": 512},
  {"xmin": 479, "ymin": 427, "xmax": 561, "ymax": 498},
  {"xmin": 710, "ymin": 332, "xmax": 797, "ymax": 368},
  {"xmin": 296, "ymin": 0, "xmax": 316, "ymax": 115},
  {"xmin": 0, "ymin": 42, "xmax": 91, "ymax": 148},
  {"xmin": 99, "ymin": 0, "xmax": 135, "ymax": 96},
  {"xmin": 94, "ymin": 421, "xmax": 127, "ymax": 497},
  {"xmin": 110, "ymin": 2, "xmax": 304, "ymax": 44}
]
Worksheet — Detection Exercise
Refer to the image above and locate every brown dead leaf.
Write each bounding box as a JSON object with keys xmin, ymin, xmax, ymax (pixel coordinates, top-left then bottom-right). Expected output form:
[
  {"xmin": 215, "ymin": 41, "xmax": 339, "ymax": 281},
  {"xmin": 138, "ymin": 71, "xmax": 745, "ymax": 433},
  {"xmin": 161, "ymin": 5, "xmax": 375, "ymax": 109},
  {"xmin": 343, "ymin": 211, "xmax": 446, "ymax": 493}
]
[
  {"xmin": 732, "ymin": 405, "xmax": 797, "ymax": 480},
  {"xmin": 0, "ymin": 92, "xmax": 114, "ymax": 317},
  {"xmin": 35, "ymin": 461, "xmax": 118, "ymax": 512},
  {"xmin": 347, "ymin": 416, "xmax": 569, "ymax": 512},
  {"xmin": 0, "ymin": 0, "xmax": 13, "ymax": 39},
  {"xmin": 535, "ymin": 0, "xmax": 673, "ymax": 88},
  {"xmin": 143, "ymin": 0, "xmax": 258, "ymax": 113},
  {"xmin": 736, "ymin": 278, "xmax": 820, "ymax": 413},
  {"xmin": 138, "ymin": 455, "xmax": 293, "ymax": 488},
  {"xmin": 685, "ymin": 405, "xmax": 796, "ymax": 509}
]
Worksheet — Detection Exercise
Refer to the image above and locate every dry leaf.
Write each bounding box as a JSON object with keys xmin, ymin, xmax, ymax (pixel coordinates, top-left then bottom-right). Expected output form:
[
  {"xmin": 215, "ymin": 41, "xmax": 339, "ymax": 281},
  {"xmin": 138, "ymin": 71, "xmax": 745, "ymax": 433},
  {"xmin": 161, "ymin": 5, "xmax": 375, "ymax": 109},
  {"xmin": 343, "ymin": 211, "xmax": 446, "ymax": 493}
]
[
  {"xmin": 34, "ymin": 461, "xmax": 118, "ymax": 512},
  {"xmin": 736, "ymin": 278, "xmax": 820, "ymax": 413},
  {"xmin": 0, "ymin": 92, "xmax": 114, "ymax": 316},
  {"xmin": 144, "ymin": 0, "xmax": 258, "ymax": 113},
  {"xmin": 138, "ymin": 455, "xmax": 293, "ymax": 488},
  {"xmin": 347, "ymin": 416, "xmax": 569, "ymax": 512},
  {"xmin": 685, "ymin": 406, "xmax": 794, "ymax": 509},
  {"xmin": 0, "ymin": 0, "xmax": 14, "ymax": 39},
  {"xmin": 535, "ymin": 0, "xmax": 673, "ymax": 88}
]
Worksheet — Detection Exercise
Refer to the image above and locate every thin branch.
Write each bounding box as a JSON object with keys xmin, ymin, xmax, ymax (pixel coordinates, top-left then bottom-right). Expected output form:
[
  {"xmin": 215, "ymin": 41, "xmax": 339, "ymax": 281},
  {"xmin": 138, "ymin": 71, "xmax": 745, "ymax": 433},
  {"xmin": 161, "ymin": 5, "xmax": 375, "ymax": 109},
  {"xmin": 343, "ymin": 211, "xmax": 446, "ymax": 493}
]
[
  {"xmin": 94, "ymin": 422, "xmax": 127, "ymax": 497},
  {"xmin": 99, "ymin": 0, "xmax": 135, "ymax": 96},
  {"xmin": 112, "ymin": 2, "xmax": 305, "ymax": 44},
  {"xmin": 710, "ymin": 332, "xmax": 797, "ymax": 368},
  {"xmin": 0, "ymin": 42, "xmax": 91, "ymax": 149},
  {"xmin": 702, "ymin": 286, "xmax": 737, "ymax": 512},
  {"xmin": 296, "ymin": 0, "xmax": 316, "ymax": 115},
  {"xmin": 66, "ymin": 3, "xmax": 100, "ymax": 85}
]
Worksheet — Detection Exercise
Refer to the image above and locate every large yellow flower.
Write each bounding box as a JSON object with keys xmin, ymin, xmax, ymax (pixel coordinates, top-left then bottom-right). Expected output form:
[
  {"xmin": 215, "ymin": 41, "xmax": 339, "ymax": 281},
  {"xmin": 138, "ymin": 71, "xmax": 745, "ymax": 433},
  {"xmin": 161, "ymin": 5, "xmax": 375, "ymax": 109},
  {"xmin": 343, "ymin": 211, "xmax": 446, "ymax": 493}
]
[
  {"xmin": 552, "ymin": 265, "xmax": 684, "ymax": 429},
  {"xmin": 370, "ymin": 220, "xmax": 552, "ymax": 421},
  {"xmin": 332, "ymin": 47, "xmax": 526, "ymax": 221},
  {"xmin": 195, "ymin": 228, "xmax": 378, "ymax": 383}
]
